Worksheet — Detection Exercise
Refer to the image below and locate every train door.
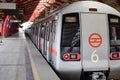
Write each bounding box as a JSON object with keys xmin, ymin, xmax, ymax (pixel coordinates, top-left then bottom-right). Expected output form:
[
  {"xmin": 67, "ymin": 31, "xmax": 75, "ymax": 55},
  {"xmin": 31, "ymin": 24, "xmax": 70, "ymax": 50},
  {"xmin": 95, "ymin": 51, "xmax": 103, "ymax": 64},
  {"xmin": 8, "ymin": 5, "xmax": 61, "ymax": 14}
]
[
  {"xmin": 38, "ymin": 24, "xmax": 42, "ymax": 51},
  {"xmin": 41, "ymin": 24, "xmax": 45, "ymax": 54},
  {"xmin": 46, "ymin": 21, "xmax": 52, "ymax": 61},
  {"xmin": 36, "ymin": 24, "xmax": 39, "ymax": 46},
  {"xmin": 37, "ymin": 24, "xmax": 41, "ymax": 49},
  {"xmin": 33, "ymin": 25, "xmax": 36, "ymax": 44},
  {"xmin": 49, "ymin": 20, "xmax": 56, "ymax": 63},
  {"xmin": 80, "ymin": 13, "xmax": 109, "ymax": 71},
  {"xmin": 44, "ymin": 22, "xmax": 49, "ymax": 57},
  {"xmin": 37, "ymin": 25, "xmax": 39, "ymax": 47},
  {"xmin": 43, "ymin": 23, "xmax": 47, "ymax": 56}
]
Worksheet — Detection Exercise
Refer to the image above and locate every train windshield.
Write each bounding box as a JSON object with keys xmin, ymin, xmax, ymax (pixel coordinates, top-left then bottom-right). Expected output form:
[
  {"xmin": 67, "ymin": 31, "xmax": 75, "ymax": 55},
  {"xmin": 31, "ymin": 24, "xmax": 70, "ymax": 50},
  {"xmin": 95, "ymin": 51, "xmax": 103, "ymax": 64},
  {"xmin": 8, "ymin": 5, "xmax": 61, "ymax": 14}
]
[
  {"xmin": 109, "ymin": 14, "xmax": 120, "ymax": 46},
  {"xmin": 61, "ymin": 13, "xmax": 80, "ymax": 61},
  {"xmin": 61, "ymin": 13, "xmax": 80, "ymax": 47},
  {"xmin": 108, "ymin": 14, "xmax": 120, "ymax": 53}
]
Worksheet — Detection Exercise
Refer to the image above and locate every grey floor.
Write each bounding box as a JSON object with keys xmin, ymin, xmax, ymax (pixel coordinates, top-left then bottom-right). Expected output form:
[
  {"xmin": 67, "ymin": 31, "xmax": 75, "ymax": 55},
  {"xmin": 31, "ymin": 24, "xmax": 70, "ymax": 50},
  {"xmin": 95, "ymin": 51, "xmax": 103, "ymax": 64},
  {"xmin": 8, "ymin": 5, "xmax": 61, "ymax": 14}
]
[{"xmin": 0, "ymin": 32, "xmax": 33, "ymax": 80}]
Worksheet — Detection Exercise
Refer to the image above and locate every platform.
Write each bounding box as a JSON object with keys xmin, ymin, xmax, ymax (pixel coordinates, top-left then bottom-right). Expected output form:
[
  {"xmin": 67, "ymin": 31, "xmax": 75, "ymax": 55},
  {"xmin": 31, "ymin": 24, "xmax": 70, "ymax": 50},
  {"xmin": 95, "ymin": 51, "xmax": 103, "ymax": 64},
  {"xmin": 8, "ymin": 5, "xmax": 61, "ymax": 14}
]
[{"xmin": 0, "ymin": 31, "xmax": 60, "ymax": 80}]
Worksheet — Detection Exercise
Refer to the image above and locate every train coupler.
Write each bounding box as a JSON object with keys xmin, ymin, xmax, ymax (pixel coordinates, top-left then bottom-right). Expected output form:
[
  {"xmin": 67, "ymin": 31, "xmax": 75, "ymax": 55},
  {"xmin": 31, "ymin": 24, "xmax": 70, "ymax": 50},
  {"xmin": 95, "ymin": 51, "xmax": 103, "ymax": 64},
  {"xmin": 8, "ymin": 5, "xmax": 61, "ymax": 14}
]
[{"xmin": 92, "ymin": 72, "xmax": 106, "ymax": 80}]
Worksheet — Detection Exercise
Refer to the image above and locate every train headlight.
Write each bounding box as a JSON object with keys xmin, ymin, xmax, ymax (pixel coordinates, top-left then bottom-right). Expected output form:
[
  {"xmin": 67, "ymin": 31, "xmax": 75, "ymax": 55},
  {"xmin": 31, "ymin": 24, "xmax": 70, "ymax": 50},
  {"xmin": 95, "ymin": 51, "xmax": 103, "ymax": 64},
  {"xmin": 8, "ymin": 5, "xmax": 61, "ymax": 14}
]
[
  {"xmin": 63, "ymin": 53, "xmax": 80, "ymax": 61},
  {"xmin": 110, "ymin": 52, "xmax": 120, "ymax": 60},
  {"xmin": 63, "ymin": 53, "xmax": 70, "ymax": 60}
]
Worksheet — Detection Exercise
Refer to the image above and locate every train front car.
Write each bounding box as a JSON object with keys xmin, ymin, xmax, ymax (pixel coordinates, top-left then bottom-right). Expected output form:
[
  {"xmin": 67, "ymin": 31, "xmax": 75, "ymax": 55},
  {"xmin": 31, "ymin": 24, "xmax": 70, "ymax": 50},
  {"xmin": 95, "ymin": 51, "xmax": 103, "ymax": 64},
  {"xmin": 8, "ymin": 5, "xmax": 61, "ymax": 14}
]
[{"xmin": 56, "ymin": 1, "xmax": 120, "ymax": 80}]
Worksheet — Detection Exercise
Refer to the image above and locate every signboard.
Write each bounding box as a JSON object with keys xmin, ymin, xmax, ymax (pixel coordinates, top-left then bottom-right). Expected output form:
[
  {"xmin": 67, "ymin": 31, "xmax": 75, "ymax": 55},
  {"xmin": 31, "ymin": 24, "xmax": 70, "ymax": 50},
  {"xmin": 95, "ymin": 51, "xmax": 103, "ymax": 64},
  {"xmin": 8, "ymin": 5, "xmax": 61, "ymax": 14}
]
[
  {"xmin": 110, "ymin": 18, "xmax": 119, "ymax": 23},
  {"xmin": 0, "ymin": 9, "xmax": 24, "ymax": 16},
  {"xmin": 0, "ymin": 3, "xmax": 16, "ymax": 9}
]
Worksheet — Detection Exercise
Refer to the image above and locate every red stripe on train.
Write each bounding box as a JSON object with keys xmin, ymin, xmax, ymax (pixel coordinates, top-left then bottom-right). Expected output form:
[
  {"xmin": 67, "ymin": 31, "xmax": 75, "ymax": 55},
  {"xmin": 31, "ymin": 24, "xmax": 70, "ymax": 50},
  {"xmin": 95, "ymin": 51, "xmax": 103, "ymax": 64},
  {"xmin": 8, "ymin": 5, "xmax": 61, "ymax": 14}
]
[{"xmin": 39, "ymin": 40, "xmax": 57, "ymax": 56}]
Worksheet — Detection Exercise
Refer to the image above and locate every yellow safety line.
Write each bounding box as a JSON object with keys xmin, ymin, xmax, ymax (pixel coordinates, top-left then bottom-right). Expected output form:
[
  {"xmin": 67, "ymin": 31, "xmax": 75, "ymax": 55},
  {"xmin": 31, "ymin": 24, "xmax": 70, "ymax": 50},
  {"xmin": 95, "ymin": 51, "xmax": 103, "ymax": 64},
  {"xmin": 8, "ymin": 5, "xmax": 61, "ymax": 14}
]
[{"xmin": 26, "ymin": 40, "xmax": 40, "ymax": 80}]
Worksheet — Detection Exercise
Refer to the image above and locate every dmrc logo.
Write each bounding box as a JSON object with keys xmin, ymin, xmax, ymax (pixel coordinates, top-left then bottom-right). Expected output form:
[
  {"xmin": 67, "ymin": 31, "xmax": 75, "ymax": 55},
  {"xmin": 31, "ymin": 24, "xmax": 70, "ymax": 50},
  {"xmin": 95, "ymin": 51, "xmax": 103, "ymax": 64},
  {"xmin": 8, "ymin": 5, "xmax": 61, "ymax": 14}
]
[{"xmin": 88, "ymin": 33, "xmax": 102, "ymax": 48}]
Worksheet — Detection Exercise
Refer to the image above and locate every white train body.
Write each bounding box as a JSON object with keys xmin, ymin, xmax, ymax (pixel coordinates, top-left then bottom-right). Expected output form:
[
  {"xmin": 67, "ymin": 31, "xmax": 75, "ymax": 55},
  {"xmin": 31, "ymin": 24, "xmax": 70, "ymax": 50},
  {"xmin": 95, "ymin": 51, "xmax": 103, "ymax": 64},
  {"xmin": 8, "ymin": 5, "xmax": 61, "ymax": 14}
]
[{"xmin": 26, "ymin": 1, "xmax": 120, "ymax": 80}]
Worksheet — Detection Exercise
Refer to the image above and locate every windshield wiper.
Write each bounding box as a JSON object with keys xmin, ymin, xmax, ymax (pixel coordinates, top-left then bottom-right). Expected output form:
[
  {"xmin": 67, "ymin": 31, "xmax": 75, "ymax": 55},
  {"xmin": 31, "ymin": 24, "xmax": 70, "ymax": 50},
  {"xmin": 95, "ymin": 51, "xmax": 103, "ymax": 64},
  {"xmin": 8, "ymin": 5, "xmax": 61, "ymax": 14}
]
[{"xmin": 67, "ymin": 31, "xmax": 80, "ymax": 52}]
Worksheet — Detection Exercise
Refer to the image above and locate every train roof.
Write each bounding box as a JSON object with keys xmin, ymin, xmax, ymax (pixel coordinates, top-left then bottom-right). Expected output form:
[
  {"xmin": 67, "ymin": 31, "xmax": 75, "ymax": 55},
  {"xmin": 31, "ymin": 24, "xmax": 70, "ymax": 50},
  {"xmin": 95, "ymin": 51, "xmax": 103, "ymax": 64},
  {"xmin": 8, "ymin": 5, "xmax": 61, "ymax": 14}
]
[
  {"xmin": 35, "ymin": 1, "xmax": 120, "ymax": 23},
  {"xmin": 61, "ymin": 1, "xmax": 120, "ymax": 16}
]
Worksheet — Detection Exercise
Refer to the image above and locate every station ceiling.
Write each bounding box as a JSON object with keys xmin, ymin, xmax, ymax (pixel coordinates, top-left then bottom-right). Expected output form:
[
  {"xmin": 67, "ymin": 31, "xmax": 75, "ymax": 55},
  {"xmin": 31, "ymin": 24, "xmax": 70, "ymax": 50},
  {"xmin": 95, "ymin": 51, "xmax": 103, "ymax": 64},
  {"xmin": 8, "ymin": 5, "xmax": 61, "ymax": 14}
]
[{"xmin": 0, "ymin": 0, "xmax": 120, "ymax": 22}]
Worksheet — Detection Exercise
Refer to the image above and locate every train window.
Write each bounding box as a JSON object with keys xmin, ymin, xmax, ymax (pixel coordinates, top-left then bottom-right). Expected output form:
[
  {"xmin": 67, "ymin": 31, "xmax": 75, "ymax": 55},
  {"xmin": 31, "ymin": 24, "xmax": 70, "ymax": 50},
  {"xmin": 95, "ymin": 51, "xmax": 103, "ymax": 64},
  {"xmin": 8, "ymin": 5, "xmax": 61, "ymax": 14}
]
[
  {"xmin": 110, "ymin": 27, "xmax": 120, "ymax": 45},
  {"xmin": 61, "ymin": 13, "xmax": 80, "ymax": 47},
  {"xmin": 47, "ymin": 21, "xmax": 52, "ymax": 41},
  {"xmin": 61, "ymin": 13, "xmax": 80, "ymax": 61},
  {"xmin": 52, "ymin": 20, "xmax": 56, "ymax": 42},
  {"xmin": 39, "ymin": 24, "xmax": 42, "ymax": 37},
  {"xmin": 41, "ymin": 24, "xmax": 45, "ymax": 38},
  {"xmin": 35, "ymin": 24, "xmax": 38, "ymax": 35},
  {"xmin": 45, "ymin": 22, "xmax": 51, "ymax": 41},
  {"xmin": 108, "ymin": 14, "xmax": 120, "ymax": 52}
]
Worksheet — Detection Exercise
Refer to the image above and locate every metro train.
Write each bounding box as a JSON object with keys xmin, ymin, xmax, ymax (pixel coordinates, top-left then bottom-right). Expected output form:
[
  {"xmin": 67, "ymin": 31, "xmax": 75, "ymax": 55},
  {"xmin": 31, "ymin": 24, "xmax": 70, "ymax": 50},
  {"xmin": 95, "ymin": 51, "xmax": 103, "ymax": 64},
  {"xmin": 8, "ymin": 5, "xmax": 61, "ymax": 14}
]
[{"xmin": 26, "ymin": 1, "xmax": 120, "ymax": 80}]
